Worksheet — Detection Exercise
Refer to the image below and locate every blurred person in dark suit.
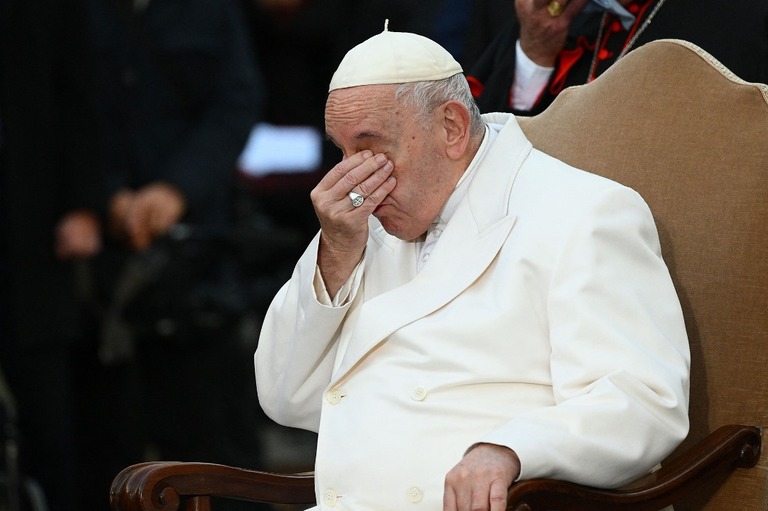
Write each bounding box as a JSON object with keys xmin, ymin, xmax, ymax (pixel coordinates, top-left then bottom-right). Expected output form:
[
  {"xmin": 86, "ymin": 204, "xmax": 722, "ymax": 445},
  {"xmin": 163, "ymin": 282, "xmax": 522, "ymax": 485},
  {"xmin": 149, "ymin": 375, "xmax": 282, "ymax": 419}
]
[
  {"xmin": 89, "ymin": 0, "xmax": 263, "ymax": 252},
  {"xmin": 0, "ymin": 0, "xmax": 104, "ymax": 509},
  {"xmin": 85, "ymin": 0, "xmax": 266, "ymax": 505}
]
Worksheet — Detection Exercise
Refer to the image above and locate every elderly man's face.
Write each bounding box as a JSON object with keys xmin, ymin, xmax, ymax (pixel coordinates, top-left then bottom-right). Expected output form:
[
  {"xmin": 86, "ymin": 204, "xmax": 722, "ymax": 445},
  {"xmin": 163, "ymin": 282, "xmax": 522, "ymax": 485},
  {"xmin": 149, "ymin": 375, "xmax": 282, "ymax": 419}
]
[{"xmin": 325, "ymin": 84, "xmax": 456, "ymax": 241}]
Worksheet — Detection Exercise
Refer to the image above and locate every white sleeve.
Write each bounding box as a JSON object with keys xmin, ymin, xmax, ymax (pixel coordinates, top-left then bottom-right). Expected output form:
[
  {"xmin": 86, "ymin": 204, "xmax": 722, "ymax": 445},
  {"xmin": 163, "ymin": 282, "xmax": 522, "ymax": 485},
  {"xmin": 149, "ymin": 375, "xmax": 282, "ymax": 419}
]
[
  {"xmin": 512, "ymin": 39, "xmax": 555, "ymax": 111},
  {"xmin": 255, "ymin": 233, "xmax": 363, "ymax": 431},
  {"xmin": 479, "ymin": 185, "xmax": 690, "ymax": 488}
]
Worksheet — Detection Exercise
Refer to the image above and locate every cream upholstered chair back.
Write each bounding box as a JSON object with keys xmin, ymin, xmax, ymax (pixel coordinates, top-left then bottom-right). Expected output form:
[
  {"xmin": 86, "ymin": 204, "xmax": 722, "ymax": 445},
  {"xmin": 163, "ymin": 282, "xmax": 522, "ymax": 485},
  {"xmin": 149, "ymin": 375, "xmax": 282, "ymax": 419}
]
[{"xmin": 517, "ymin": 39, "xmax": 768, "ymax": 510}]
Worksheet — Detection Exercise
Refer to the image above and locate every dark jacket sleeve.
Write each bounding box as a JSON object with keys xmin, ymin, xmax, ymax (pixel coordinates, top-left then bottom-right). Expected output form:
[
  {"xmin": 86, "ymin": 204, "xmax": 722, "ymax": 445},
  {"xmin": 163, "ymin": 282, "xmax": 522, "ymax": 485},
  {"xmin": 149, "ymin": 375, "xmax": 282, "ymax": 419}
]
[
  {"xmin": 55, "ymin": 0, "xmax": 106, "ymax": 216},
  {"xmin": 159, "ymin": 0, "xmax": 264, "ymax": 211},
  {"xmin": 91, "ymin": 0, "xmax": 264, "ymax": 224}
]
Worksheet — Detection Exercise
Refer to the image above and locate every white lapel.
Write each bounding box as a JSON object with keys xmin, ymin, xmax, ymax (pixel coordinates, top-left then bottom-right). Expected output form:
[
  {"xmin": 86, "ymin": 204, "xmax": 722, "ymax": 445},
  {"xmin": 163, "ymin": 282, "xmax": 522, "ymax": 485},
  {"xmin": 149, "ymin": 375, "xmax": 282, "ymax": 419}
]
[{"xmin": 330, "ymin": 115, "xmax": 532, "ymax": 384}]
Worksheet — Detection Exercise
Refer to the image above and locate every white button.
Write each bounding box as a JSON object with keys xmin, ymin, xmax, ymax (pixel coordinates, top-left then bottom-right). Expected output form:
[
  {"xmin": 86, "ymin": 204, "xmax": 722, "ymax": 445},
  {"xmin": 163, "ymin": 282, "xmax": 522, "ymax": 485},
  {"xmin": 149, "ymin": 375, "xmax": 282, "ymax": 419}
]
[
  {"xmin": 411, "ymin": 386, "xmax": 428, "ymax": 401},
  {"xmin": 323, "ymin": 488, "xmax": 339, "ymax": 507},
  {"xmin": 422, "ymin": 253, "xmax": 430, "ymax": 263},
  {"xmin": 326, "ymin": 388, "xmax": 342, "ymax": 404},
  {"xmin": 406, "ymin": 486, "xmax": 423, "ymax": 503},
  {"xmin": 433, "ymin": 228, "xmax": 442, "ymax": 238}
]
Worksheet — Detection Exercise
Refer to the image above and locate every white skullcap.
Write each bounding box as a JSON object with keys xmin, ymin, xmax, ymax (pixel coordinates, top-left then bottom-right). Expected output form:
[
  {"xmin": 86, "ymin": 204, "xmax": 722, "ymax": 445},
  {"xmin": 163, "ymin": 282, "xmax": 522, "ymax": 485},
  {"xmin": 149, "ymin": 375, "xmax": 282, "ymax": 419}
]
[{"xmin": 328, "ymin": 20, "xmax": 463, "ymax": 92}]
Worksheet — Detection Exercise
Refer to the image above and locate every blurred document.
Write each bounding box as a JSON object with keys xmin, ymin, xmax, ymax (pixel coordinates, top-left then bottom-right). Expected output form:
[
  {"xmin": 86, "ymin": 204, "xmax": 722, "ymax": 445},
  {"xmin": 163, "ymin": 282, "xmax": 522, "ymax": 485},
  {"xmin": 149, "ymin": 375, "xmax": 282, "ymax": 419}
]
[{"xmin": 238, "ymin": 123, "xmax": 322, "ymax": 176}]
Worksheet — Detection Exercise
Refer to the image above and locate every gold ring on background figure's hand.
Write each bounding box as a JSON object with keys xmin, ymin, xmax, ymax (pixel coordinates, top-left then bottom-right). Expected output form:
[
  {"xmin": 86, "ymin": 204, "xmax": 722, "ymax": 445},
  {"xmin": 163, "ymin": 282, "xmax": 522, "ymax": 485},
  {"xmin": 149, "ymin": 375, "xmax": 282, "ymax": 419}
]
[{"xmin": 547, "ymin": 0, "xmax": 564, "ymax": 16}]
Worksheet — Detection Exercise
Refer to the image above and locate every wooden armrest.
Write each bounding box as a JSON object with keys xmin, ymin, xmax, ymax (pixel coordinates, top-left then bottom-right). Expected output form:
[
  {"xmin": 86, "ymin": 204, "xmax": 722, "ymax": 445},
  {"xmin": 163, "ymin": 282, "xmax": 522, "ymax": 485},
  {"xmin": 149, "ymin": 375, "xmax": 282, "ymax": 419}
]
[
  {"xmin": 505, "ymin": 424, "xmax": 761, "ymax": 511},
  {"xmin": 110, "ymin": 462, "xmax": 315, "ymax": 511},
  {"xmin": 110, "ymin": 425, "xmax": 760, "ymax": 511}
]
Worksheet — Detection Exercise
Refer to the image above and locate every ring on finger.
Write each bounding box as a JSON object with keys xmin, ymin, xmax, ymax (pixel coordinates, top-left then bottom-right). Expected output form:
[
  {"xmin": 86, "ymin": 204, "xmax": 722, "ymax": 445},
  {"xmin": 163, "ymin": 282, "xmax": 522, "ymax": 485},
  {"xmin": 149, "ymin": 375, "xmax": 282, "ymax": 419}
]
[
  {"xmin": 547, "ymin": 0, "xmax": 564, "ymax": 16},
  {"xmin": 348, "ymin": 191, "xmax": 365, "ymax": 208}
]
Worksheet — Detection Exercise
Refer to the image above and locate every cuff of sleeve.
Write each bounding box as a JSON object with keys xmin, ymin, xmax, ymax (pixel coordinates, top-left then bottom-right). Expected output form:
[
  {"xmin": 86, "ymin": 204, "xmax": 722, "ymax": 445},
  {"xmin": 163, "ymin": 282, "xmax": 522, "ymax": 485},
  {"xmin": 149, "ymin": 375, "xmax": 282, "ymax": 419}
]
[
  {"xmin": 313, "ymin": 258, "xmax": 365, "ymax": 307},
  {"xmin": 464, "ymin": 442, "xmax": 523, "ymax": 483},
  {"xmin": 512, "ymin": 39, "xmax": 555, "ymax": 111}
]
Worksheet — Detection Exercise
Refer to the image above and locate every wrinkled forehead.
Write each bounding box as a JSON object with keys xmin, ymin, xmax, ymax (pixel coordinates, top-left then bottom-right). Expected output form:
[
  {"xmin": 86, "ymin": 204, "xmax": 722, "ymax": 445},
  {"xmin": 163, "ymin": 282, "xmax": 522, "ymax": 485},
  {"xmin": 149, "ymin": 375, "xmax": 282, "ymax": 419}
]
[
  {"xmin": 325, "ymin": 84, "xmax": 401, "ymax": 126},
  {"xmin": 324, "ymin": 85, "xmax": 412, "ymax": 149}
]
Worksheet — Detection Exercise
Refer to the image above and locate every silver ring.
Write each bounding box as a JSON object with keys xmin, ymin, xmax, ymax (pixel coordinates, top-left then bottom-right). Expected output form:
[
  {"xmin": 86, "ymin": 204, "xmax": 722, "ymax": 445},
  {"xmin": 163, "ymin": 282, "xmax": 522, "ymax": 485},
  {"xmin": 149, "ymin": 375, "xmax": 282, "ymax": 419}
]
[{"xmin": 348, "ymin": 192, "xmax": 364, "ymax": 208}]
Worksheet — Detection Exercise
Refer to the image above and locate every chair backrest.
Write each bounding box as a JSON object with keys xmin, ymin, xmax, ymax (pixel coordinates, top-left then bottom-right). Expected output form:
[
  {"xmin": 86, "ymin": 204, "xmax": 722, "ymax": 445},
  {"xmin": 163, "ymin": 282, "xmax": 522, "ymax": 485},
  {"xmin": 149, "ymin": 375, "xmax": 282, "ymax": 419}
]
[{"xmin": 517, "ymin": 39, "xmax": 768, "ymax": 511}]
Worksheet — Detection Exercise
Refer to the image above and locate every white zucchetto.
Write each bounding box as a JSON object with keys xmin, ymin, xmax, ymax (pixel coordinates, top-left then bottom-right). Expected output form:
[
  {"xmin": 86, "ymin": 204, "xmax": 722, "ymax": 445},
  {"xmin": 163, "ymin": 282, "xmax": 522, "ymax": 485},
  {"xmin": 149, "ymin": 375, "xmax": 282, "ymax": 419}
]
[{"xmin": 328, "ymin": 20, "xmax": 463, "ymax": 92}]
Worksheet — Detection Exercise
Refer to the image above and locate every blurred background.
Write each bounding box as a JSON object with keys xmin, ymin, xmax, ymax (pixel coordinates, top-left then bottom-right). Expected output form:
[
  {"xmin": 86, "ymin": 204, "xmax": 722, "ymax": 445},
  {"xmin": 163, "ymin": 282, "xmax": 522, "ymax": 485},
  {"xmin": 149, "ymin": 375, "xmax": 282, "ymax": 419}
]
[{"xmin": 0, "ymin": 1, "xmax": 506, "ymax": 510}]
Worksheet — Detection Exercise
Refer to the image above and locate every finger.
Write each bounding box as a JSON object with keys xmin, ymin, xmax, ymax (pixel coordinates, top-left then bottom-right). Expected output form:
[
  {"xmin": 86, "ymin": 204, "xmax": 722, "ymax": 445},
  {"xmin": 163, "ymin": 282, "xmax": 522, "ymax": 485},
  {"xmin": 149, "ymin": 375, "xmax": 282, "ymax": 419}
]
[
  {"xmin": 467, "ymin": 479, "xmax": 493, "ymax": 511},
  {"xmin": 313, "ymin": 153, "xmax": 393, "ymax": 215},
  {"xmin": 442, "ymin": 485, "xmax": 458, "ymax": 511},
  {"xmin": 147, "ymin": 200, "xmax": 179, "ymax": 236},
  {"xmin": 130, "ymin": 225, "xmax": 152, "ymax": 251},
  {"xmin": 148, "ymin": 211, "xmax": 174, "ymax": 237},
  {"xmin": 312, "ymin": 151, "xmax": 378, "ymax": 213},
  {"xmin": 456, "ymin": 487, "xmax": 474, "ymax": 511},
  {"xmin": 362, "ymin": 175, "xmax": 396, "ymax": 207},
  {"xmin": 351, "ymin": 156, "xmax": 394, "ymax": 201},
  {"xmin": 545, "ymin": 0, "xmax": 568, "ymax": 18},
  {"xmin": 55, "ymin": 221, "xmax": 100, "ymax": 259},
  {"xmin": 445, "ymin": 475, "xmax": 474, "ymax": 511},
  {"xmin": 315, "ymin": 150, "xmax": 373, "ymax": 192},
  {"xmin": 534, "ymin": 0, "xmax": 586, "ymax": 21},
  {"xmin": 561, "ymin": 0, "xmax": 590, "ymax": 19},
  {"xmin": 110, "ymin": 190, "xmax": 134, "ymax": 225},
  {"xmin": 334, "ymin": 152, "xmax": 392, "ymax": 200},
  {"xmin": 531, "ymin": 0, "xmax": 564, "ymax": 14},
  {"xmin": 125, "ymin": 201, "xmax": 153, "ymax": 250},
  {"xmin": 139, "ymin": 187, "xmax": 185, "ymax": 236},
  {"xmin": 127, "ymin": 210, "xmax": 151, "ymax": 250},
  {"xmin": 488, "ymin": 479, "xmax": 508, "ymax": 511}
]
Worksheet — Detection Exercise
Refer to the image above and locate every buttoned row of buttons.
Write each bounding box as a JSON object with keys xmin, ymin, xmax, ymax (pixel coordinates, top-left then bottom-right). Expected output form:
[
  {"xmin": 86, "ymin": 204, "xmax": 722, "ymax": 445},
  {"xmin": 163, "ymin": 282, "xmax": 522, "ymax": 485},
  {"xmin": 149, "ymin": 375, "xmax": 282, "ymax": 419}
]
[
  {"xmin": 420, "ymin": 227, "xmax": 443, "ymax": 267},
  {"xmin": 325, "ymin": 386, "xmax": 429, "ymax": 404},
  {"xmin": 322, "ymin": 487, "xmax": 424, "ymax": 506}
]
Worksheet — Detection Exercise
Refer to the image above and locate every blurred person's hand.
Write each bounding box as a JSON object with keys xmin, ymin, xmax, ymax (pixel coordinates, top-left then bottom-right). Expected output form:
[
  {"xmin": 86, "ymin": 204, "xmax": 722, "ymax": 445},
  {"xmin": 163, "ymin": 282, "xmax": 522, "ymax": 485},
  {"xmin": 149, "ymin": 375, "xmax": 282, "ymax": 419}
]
[
  {"xmin": 109, "ymin": 188, "xmax": 134, "ymax": 235},
  {"xmin": 109, "ymin": 182, "xmax": 186, "ymax": 251},
  {"xmin": 516, "ymin": 0, "xmax": 591, "ymax": 66},
  {"xmin": 55, "ymin": 210, "xmax": 102, "ymax": 259}
]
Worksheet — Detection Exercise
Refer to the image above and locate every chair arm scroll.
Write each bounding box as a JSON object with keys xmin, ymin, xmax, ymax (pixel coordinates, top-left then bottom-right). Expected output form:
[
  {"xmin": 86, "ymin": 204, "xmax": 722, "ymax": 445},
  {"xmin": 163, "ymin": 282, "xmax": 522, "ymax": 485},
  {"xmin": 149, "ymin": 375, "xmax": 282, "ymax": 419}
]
[
  {"xmin": 505, "ymin": 424, "xmax": 761, "ymax": 511},
  {"xmin": 110, "ymin": 461, "xmax": 316, "ymax": 511}
]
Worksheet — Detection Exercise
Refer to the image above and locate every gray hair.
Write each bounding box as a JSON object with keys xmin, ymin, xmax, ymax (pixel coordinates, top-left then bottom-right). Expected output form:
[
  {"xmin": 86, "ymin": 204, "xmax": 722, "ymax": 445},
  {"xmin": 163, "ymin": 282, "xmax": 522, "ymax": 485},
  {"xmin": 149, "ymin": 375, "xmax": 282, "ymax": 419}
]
[{"xmin": 395, "ymin": 73, "xmax": 485, "ymax": 139}]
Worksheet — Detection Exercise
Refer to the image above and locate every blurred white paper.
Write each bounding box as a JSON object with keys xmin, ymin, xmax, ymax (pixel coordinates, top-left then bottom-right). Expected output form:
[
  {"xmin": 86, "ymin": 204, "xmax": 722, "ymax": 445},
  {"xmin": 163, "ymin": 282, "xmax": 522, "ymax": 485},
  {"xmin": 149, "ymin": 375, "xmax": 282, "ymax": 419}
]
[{"xmin": 238, "ymin": 123, "xmax": 322, "ymax": 176}]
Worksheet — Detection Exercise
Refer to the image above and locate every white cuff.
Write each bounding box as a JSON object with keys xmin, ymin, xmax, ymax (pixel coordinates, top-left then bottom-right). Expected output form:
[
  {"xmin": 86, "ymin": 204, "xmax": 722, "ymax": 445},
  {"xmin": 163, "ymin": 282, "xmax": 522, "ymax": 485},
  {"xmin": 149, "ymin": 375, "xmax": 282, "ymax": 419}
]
[
  {"xmin": 313, "ymin": 259, "xmax": 364, "ymax": 307},
  {"xmin": 512, "ymin": 39, "xmax": 555, "ymax": 111}
]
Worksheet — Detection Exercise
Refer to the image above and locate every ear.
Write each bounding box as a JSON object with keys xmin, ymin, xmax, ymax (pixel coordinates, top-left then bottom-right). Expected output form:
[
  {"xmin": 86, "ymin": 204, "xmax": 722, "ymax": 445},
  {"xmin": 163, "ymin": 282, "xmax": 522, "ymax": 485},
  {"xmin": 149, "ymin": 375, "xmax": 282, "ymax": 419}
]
[{"xmin": 439, "ymin": 100, "xmax": 471, "ymax": 160}]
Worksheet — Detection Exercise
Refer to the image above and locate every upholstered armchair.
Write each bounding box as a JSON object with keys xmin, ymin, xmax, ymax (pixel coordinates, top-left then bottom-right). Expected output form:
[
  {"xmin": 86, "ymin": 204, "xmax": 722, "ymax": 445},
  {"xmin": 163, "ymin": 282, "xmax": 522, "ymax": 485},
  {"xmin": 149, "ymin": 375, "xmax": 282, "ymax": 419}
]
[{"xmin": 110, "ymin": 40, "xmax": 767, "ymax": 511}]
